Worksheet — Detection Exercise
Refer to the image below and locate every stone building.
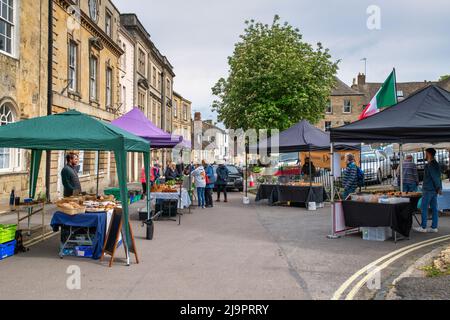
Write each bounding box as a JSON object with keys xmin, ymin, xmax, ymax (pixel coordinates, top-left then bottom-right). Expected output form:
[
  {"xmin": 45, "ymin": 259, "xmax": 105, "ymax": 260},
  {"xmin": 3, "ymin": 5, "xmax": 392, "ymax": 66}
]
[
  {"xmin": 50, "ymin": 0, "xmax": 123, "ymax": 198},
  {"xmin": 317, "ymin": 78, "xmax": 365, "ymax": 131},
  {"xmin": 192, "ymin": 112, "xmax": 229, "ymax": 164},
  {"xmin": 172, "ymin": 91, "xmax": 192, "ymax": 146},
  {"xmin": 120, "ymin": 13, "xmax": 175, "ymax": 171},
  {"xmin": 352, "ymin": 73, "xmax": 436, "ymax": 106},
  {"xmin": 118, "ymin": 25, "xmax": 135, "ymax": 114},
  {"xmin": 0, "ymin": 0, "xmax": 49, "ymax": 201}
]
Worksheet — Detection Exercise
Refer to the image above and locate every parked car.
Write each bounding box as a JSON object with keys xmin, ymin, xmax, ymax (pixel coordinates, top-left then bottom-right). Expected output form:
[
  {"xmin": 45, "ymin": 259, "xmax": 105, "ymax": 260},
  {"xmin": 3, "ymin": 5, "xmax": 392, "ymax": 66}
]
[
  {"xmin": 361, "ymin": 150, "xmax": 392, "ymax": 184},
  {"xmin": 212, "ymin": 165, "xmax": 244, "ymax": 192}
]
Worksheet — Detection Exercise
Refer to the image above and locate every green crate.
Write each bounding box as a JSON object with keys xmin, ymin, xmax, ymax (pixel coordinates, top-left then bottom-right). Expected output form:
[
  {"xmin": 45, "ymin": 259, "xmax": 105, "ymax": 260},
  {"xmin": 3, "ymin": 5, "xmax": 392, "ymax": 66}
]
[
  {"xmin": 104, "ymin": 188, "xmax": 122, "ymax": 201},
  {"xmin": 0, "ymin": 224, "xmax": 17, "ymax": 244}
]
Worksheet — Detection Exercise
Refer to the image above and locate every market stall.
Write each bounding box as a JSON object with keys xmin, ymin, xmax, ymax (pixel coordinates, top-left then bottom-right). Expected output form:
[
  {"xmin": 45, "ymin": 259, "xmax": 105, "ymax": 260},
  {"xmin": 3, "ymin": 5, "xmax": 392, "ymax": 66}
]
[
  {"xmin": 112, "ymin": 107, "xmax": 192, "ymax": 224},
  {"xmin": 330, "ymin": 85, "xmax": 450, "ymax": 239},
  {"xmin": 0, "ymin": 110, "xmax": 151, "ymax": 264},
  {"xmin": 255, "ymin": 183, "xmax": 327, "ymax": 207},
  {"xmin": 250, "ymin": 120, "xmax": 358, "ymax": 208}
]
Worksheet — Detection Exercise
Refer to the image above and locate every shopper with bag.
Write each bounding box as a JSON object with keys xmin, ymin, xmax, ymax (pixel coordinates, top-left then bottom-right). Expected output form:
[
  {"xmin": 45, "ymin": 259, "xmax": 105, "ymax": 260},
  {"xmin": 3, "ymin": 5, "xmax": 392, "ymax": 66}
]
[{"xmin": 192, "ymin": 163, "xmax": 206, "ymax": 209}]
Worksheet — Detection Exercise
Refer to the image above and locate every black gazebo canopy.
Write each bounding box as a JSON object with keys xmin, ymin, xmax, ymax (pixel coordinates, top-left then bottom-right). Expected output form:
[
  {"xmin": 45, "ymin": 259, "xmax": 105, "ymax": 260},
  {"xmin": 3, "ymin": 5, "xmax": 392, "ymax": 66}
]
[
  {"xmin": 249, "ymin": 120, "xmax": 358, "ymax": 154},
  {"xmin": 330, "ymin": 85, "xmax": 450, "ymax": 144}
]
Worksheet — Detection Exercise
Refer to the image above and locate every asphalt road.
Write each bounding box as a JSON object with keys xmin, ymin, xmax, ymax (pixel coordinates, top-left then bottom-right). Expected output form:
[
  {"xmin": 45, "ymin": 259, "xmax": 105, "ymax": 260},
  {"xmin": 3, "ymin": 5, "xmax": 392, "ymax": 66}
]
[{"xmin": 0, "ymin": 193, "xmax": 449, "ymax": 300}]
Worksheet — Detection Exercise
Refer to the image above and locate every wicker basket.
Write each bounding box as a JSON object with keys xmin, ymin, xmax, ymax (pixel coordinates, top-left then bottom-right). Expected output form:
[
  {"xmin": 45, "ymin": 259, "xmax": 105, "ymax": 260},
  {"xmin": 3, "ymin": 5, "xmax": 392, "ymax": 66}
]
[{"xmin": 56, "ymin": 205, "xmax": 86, "ymax": 215}]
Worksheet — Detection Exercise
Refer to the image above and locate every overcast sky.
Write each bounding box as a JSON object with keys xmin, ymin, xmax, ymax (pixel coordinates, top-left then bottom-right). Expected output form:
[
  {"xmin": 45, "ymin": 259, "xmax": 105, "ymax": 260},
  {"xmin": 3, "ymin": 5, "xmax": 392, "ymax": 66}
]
[{"xmin": 115, "ymin": 0, "xmax": 450, "ymax": 122}]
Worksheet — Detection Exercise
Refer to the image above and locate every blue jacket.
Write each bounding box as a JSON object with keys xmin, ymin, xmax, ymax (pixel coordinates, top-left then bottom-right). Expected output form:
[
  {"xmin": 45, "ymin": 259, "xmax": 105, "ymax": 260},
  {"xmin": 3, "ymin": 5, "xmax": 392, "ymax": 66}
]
[
  {"xmin": 423, "ymin": 160, "xmax": 442, "ymax": 193},
  {"xmin": 205, "ymin": 165, "xmax": 216, "ymax": 189},
  {"xmin": 343, "ymin": 162, "xmax": 358, "ymax": 191}
]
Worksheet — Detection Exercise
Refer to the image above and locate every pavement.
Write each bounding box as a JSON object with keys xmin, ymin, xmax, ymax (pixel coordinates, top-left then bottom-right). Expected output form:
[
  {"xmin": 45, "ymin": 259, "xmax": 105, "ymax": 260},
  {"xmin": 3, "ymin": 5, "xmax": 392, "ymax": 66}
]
[{"xmin": 0, "ymin": 192, "xmax": 449, "ymax": 300}]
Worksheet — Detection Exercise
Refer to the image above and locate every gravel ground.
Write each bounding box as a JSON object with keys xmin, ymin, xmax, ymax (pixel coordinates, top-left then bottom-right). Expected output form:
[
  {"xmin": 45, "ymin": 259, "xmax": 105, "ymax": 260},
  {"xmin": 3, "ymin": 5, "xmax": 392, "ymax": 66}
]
[{"xmin": 394, "ymin": 276, "xmax": 450, "ymax": 300}]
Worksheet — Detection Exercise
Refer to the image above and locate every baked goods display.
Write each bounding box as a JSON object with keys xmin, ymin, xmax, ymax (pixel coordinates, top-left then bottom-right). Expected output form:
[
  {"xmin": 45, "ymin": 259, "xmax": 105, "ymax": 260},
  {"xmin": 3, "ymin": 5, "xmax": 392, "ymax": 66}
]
[
  {"xmin": 287, "ymin": 182, "xmax": 323, "ymax": 187},
  {"xmin": 350, "ymin": 193, "xmax": 415, "ymax": 204},
  {"xmin": 55, "ymin": 194, "xmax": 118, "ymax": 215},
  {"xmin": 151, "ymin": 184, "xmax": 178, "ymax": 193},
  {"xmin": 56, "ymin": 199, "xmax": 86, "ymax": 215}
]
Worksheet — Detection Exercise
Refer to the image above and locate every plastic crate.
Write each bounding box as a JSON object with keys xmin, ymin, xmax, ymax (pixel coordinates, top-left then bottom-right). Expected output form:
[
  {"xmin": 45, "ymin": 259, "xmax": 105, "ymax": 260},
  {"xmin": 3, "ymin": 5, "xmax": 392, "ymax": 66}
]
[
  {"xmin": 0, "ymin": 224, "xmax": 17, "ymax": 244},
  {"xmin": 0, "ymin": 240, "xmax": 16, "ymax": 260},
  {"xmin": 104, "ymin": 188, "xmax": 121, "ymax": 201},
  {"xmin": 75, "ymin": 246, "xmax": 93, "ymax": 258},
  {"xmin": 361, "ymin": 227, "xmax": 393, "ymax": 241}
]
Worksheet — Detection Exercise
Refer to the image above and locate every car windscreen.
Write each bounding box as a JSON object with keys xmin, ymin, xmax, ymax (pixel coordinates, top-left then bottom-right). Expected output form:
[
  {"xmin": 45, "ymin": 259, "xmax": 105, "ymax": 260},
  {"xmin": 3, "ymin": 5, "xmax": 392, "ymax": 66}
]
[{"xmin": 226, "ymin": 166, "xmax": 240, "ymax": 175}]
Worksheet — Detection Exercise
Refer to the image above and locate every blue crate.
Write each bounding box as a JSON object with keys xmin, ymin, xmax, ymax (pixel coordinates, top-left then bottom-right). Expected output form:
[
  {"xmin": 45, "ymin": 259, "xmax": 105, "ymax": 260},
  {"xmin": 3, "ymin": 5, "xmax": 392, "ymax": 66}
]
[
  {"xmin": 0, "ymin": 240, "xmax": 16, "ymax": 260},
  {"xmin": 75, "ymin": 246, "xmax": 93, "ymax": 258}
]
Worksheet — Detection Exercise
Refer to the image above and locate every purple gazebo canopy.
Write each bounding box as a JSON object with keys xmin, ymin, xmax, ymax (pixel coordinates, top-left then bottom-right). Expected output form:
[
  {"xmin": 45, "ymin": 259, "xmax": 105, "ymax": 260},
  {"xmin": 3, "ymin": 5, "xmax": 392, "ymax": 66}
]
[{"xmin": 112, "ymin": 107, "xmax": 182, "ymax": 149}]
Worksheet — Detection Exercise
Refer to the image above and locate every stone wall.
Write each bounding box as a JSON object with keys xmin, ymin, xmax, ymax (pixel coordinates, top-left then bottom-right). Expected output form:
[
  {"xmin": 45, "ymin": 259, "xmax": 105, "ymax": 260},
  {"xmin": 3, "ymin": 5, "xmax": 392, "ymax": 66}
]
[{"xmin": 0, "ymin": 0, "xmax": 49, "ymax": 202}]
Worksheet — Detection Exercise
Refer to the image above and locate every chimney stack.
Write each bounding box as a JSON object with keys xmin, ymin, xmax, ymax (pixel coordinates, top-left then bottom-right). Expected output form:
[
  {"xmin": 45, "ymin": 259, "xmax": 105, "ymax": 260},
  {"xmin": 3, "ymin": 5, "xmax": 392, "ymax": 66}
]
[
  {"xmin": 358, "ymin": 73, "xmax": 366, "ymax": 86},
  {"xmin": 194, "ymin": 112, "xmax": 201, "ymax": 121}
]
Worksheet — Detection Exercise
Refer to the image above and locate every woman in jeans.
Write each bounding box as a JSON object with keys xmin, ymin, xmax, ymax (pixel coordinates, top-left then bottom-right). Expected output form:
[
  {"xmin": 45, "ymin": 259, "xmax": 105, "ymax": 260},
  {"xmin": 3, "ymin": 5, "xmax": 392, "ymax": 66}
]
[{"xmin": 192, "ymin": 164, "xmax": 206, "ymax": 208}]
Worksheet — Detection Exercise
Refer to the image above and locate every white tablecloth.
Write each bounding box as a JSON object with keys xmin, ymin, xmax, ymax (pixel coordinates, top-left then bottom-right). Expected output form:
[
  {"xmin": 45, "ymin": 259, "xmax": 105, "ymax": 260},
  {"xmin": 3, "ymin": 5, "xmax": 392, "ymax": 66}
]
[{"xmin": 150, "ymin": 189, "xmax": 191, "ymax": 209}]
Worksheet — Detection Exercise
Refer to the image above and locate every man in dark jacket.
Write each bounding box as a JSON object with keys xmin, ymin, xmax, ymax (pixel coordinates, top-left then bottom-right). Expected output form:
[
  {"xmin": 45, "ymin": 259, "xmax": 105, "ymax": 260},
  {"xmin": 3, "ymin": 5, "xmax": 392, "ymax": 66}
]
[
  {"xmin": 61, "ymin": 153, "xmax": 82, "ymax": 197},
  {"xmin": 415, "ymin": 148, "xmax": 442, "ymax": 233},
  {"xmin": 216, "ymin": 162, "xmax": 229, "ymax": 202},
  {"xmin": 301, "ymin": 157, "xmax": 316, "ymax": 182}
]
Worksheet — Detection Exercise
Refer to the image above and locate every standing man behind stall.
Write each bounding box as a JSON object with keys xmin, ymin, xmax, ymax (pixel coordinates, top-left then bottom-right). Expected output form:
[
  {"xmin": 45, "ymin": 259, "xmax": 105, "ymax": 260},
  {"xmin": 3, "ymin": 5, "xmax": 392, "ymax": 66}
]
[
  {"xmin": 415, "ymin": 148, "xmax": 442, "ymax": 233},
  {"xmin": 61, "ymin": 153, "xmax": 82, "ymax": 197},
  {"xmin": 399, "ymin": 155, "xmax": 419, "ymax": 192}
]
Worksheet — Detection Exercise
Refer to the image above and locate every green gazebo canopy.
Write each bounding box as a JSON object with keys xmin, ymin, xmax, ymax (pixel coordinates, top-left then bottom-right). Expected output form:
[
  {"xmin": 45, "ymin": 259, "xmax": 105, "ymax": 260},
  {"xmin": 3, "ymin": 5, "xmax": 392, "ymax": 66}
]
[{"xmin": 0, "ymin": 110, "xmax": 151, "ymax": 255}]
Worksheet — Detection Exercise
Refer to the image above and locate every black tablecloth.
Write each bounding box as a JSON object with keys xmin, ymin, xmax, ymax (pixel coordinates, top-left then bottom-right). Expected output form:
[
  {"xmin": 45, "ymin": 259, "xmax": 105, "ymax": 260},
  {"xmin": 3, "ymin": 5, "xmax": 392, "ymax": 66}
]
[
  {"xmin": 255, "ymin": 184, "xmax": 327, "ymax": 205},
  {"xmin": 342, "ymin": 201, "xmax": 414, "ymax": 237}
]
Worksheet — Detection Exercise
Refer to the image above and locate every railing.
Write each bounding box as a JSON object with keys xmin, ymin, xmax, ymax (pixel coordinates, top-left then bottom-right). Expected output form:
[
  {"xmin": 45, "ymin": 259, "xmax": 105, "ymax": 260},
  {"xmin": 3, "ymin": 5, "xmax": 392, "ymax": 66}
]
[{"xmin": 255, "ymin": 149, "xmax": 450, "ymax": 194}]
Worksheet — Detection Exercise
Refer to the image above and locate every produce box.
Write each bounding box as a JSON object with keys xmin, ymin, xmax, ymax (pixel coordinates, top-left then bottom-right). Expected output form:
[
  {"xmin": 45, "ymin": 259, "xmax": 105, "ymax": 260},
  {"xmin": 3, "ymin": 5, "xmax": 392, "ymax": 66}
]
[
  {"xmin": 0, "ymin": 240, "xmax": 16, "ymax": 260},
  {"xmin": 0, "ymin": 224, "xmax": 17, "ymax": 244}
]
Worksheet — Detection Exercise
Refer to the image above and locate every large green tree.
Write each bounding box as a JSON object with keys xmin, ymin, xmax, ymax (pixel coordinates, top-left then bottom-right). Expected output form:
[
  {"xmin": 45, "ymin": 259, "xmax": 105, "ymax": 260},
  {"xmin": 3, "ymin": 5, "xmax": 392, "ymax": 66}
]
[{"xmin": 212, "ymin": 15, "xmax": 339, "ymax": 131}]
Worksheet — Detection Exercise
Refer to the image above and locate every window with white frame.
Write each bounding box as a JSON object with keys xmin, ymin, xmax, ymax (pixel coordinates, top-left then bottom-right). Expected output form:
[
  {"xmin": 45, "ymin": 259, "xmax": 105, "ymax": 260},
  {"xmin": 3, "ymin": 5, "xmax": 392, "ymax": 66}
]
[
  {"xmin": 0, "ymin": 0, "xmax": 14, "ymax": 55},
  {"xmin": 0, "ymin": 102, "xmax": 21, "ymax": 172},
  {"xmin": 174, "ymin": 99, "xmax": 178, "ymax": 118},
  {"xmin": 89, "ymin": 56, "xmax": 98, "ymax": 101},
  {"xmin": 343, "ymin": 99, "xmax": 352, "ymax": 113},
  {"xmin": 183, "ymin": 103, "xmax": 187, "ymax": 121},
  {"xmin": 106, "ymin": 67, "xmax": 112, "ymax": 108},
  {"xmin": 68, "ymin": 40, "xmax": 78, "ymax": 92},
  {"xmin": 122, "ymin": 85, "xmax": 126, "ymax": 110},
  {"xmin": 105, "ymin": 10, "xmax": 112, "ymax": 37}
]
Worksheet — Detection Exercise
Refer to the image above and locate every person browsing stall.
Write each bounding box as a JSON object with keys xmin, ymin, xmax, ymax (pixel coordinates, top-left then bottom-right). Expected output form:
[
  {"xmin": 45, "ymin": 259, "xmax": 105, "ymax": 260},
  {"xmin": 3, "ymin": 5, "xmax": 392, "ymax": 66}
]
[
  {"xmin": 203, "ymin": 160, "xmax": 216, "ymax": 208},
  {"xmin": 342, "ymin": 154, "xmax": 358, "ymax": 199},
  {"xmin": 61, "ymin": 153, "xmax": 82, "ymax": 197},
  {"xmin": 399, "ymin": 155, "xmax": 419, "ymax": 192},
  {"xmin": 216, "ymin": 161, "xmax": 229, "ymax": 202},
  {"xmin": 415, "ymin": 148, "xmax": 442, "ymax": 233},
  {"xmin": 192, "ymin": 164, "xmax": 206, "ymax": 208}
]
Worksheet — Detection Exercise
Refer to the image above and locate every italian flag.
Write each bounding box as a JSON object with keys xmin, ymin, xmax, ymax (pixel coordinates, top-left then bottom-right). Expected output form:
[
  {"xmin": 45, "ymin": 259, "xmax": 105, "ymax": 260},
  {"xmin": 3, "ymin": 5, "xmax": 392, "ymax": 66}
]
[{"xmin": 359, "ymin": 69, "xmax": 398, "ymax": 120}]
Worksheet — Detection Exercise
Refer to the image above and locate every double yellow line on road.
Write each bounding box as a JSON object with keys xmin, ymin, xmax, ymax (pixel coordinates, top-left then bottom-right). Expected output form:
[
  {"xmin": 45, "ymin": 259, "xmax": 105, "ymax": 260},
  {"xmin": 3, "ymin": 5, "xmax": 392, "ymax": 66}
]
[{"xmin": 332, "ymin": 234, "xmax": 450, "ymax": 300}]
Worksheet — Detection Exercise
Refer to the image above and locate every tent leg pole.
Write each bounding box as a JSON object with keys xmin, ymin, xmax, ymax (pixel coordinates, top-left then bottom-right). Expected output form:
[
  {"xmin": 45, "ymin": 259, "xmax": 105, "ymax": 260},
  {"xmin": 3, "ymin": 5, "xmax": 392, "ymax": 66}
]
[
  {"xmin": 96, "ymin": 151, "xmax": 100, "ymax": 197},
  {"xmin": 328, "ymin": 143, "xmax": 339, "ymax": 239},
  {"xmin": 400, "ymin": 144, "xmax": 404, "ymax": 193}
]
